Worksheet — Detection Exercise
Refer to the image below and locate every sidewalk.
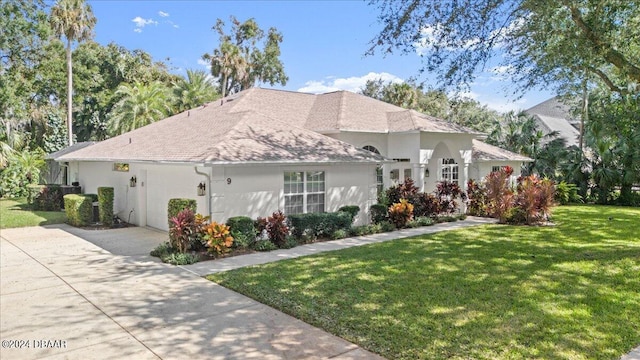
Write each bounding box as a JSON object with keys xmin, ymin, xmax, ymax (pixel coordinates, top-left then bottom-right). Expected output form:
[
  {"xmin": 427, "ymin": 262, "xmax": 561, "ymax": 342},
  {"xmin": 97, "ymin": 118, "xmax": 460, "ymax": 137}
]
[{"xmin": 182, "ymin": 216, "xmax": 498, "ymax": 276}]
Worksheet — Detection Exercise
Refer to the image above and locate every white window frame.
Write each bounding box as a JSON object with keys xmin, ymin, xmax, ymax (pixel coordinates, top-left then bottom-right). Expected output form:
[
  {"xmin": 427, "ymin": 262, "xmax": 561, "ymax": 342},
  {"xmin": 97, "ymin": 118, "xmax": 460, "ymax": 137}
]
[
  {"xmin": 440, "ymin": 158, "xmax": 459, "ymax": 185},
  {"xmin": 284, "ymin": 171, "xmax": 325, "ymax": 215}
]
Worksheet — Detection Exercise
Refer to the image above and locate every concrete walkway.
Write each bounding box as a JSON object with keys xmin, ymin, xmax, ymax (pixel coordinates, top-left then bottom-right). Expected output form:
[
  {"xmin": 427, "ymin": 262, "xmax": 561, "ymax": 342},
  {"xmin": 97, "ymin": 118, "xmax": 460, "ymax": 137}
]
[{"xmin": 2, "ymin": 218, "xmax": 639, "ymax": 359}]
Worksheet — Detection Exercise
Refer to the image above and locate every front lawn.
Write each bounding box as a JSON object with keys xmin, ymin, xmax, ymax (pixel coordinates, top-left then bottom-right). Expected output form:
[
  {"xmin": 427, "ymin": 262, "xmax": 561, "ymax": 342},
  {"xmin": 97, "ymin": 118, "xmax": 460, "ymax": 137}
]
[
  {"xmin": 209, "ymin": 205, "xmax": 640, "ymax": 360},
  {"xmin": 0, "ymin": 198, "xmax": 67, "ymax": 229}
]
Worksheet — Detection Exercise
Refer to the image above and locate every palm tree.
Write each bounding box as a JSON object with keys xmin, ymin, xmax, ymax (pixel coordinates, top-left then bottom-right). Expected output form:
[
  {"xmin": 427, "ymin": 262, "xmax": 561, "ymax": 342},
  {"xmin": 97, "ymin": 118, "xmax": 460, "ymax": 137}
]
[
  {"xmin": 172, "ymin": 69, "xmax": 219, "ymax": 112},
  {"xmin": 50, "ymin": 0, "xmax": 96, "ymax": 146},
  {"xmin": 108, "ymin": 81, "xmax": 171, "ymax": 135}
]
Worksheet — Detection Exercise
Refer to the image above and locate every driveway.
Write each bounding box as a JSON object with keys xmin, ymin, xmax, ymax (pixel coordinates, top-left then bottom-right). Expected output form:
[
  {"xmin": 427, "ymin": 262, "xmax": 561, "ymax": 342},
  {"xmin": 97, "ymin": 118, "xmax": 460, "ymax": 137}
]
[{"xmin": 0, "ymin": 224, "xmax": 381, "ymax": 360}]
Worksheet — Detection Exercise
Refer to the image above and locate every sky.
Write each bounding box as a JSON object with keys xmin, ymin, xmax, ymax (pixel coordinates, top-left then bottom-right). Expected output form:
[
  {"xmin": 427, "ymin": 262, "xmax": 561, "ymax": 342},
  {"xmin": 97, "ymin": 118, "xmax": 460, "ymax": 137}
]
[{"xmin": 86, "ymin": 0, "xmax": 555, "ymax": 113}]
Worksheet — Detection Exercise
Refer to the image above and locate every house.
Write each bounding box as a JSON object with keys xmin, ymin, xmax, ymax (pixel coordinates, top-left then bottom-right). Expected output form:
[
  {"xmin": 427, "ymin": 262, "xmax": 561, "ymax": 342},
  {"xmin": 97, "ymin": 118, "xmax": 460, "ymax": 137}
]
[
  {"xmin": 55, "ymin": 88, "xmax": 531, "ymax": 230},
  {"xmin": 470, "ymin": 139, "xmax": 533, "ymax": 184},
  {"xmin": 526, "ymin": 97, "xmax": 580, "ymax": 148}
]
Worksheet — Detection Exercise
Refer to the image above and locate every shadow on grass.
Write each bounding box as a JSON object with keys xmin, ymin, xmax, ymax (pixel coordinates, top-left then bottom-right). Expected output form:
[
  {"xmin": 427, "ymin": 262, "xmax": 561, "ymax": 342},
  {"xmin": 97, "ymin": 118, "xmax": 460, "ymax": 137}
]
[{"xmin": 211, "ymin": 205, "xmax": 640, "ymax": 359}]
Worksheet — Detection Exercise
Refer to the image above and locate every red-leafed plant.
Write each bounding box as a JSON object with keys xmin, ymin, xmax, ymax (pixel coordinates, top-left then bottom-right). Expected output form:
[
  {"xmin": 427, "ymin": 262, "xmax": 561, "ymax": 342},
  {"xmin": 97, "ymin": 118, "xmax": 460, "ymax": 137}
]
[
  {"xmin": 466, "ymin": 179, "xmax": 488, "ymax": 216},
  {"xmin": 514, "ymin": 175, "xmax": 555, "ymax": 224},
  {"xmin": 169, "ymin": 209, "xmax": 198, "ymax": 253},
  {"xmin": 485, "ymin": 169, "xmax": 515, "ymax": 222},
  {"xmin": 266, "ymin": 210, "xmax": 289, "ymax": 248},
  {"xmin": 435, "ymin": 181, "xmax": 463, "ymax": 214},
  {"xmin": 410, "ymin": 192, "xmax": 441, "ymax": 218},
  {"xmin": 385, "ymin": 178, "xmax": 419, "ymax": 205},
  {"xmin": 388, "ymin": 199, "xmax": 414, "ymax": 228}
]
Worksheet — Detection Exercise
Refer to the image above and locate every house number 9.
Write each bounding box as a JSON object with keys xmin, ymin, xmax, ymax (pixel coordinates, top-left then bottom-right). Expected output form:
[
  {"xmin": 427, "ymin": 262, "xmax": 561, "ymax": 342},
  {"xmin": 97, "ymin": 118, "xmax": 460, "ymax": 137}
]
[{"xmin": 226, "ymin": 178, "xmax": 232, "ymax": 185}]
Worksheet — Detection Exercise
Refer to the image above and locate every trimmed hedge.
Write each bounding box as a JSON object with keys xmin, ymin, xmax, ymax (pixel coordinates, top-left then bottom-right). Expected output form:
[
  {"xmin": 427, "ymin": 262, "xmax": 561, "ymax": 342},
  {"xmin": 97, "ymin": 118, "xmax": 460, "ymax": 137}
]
[
  {"xmin": 28, "ymin": 184, "xmax": 63, "ymax": 211},
  {"xmin": 370, "ymin": 203, "xmax": 388, "ymax": 224},
  {"xmin": 168, "ymin": 198, "xmax": 197, "ymax": 227},
  {"xmin": 97, "ymin": 187, "xmax": 114, "ymax": 227},
  {"xmin": 226, "ymin": 216, "xmax": 255, "ymax": 238},
  {"xmin": 288, "ymin": 211, "xmax": 352, "ymax": 239},
  {"xmin": 64, "ymin": 194, "xmax": 96, "ymax": 226},
  {"xmin": 337, "ymin": 205, "xmax": 360, "ymax": 223}
]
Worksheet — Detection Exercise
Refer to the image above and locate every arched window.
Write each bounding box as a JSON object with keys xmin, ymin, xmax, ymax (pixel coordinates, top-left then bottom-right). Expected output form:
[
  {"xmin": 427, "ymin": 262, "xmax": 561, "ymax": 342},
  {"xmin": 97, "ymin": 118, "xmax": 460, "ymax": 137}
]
[{"xmin": 362, "ymin": 145, "xmax": 380, "ymax": 154}]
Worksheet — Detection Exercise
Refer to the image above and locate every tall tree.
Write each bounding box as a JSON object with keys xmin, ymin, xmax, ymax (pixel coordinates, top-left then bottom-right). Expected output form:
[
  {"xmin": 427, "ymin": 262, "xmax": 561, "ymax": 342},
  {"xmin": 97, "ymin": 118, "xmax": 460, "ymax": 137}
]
[
  {"xmin": 108, "ymin": 81, "xmax": 171, "ymax": 135},
  {"xmin": 202, "ymin": 16, "xmax": 288, "ymax": 98},
  {"xmin": 368, "ymin": 0, "xmax": 640, "ymax": 95},
  {"xmin": 50, "ymin": 0, "xmax": 96, "ymax": 146},
  {"xmin": 172, "ymin": 69, "xmax": 219, "ymax": 112}
]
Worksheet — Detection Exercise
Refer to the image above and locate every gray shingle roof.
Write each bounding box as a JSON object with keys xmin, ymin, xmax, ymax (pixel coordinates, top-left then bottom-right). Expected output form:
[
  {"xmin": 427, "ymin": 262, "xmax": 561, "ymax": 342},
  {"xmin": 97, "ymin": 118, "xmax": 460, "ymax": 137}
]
[
  {"xmin": 526, "ymin": 97, "xmax": 580, "ymax": 148},
  {"xmin": 56, "ymin": 88, "xmax": 481, "ymax": 164},
  {"xmin": 472, "ymin": 139, "xmax": 533, "ymax": 162}
]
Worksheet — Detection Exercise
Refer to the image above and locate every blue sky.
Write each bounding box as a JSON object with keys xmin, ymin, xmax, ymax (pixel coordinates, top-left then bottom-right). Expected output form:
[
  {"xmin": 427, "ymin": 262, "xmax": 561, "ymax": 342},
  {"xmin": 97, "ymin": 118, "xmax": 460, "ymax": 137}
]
[{"xmin": 87, "ymin": 0, "xmax": 554, "ymax": 112}]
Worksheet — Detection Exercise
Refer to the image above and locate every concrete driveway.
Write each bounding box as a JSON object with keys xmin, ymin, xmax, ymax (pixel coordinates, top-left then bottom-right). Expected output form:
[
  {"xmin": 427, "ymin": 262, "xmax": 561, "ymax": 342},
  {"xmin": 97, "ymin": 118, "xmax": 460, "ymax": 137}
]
[{"xmin": 0, "ymin": 224, "xmax": 381, "ymax": 360}]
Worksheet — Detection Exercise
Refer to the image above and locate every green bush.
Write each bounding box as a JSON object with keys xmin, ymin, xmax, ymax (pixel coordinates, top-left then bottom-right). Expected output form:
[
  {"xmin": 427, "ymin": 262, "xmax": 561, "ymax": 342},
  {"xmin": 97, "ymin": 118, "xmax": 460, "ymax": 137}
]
[
  {"xmin": 29, "ymin": 184, "xmax": 63, "ymax": 211},
  {"xmin": 555, "ymin": 182, "xmax": 583, "ymax": 205},
  {"xmin": 226, "ymin": 216, "xmax": 255, "ymax": 244},
  {"xmin": 370, "ymin": 203, "xmax": 388, "ymax": 224},
  {"xmin": 379, "ymin": 220, "xmax": 396, "ymax": 232},
  {"xmin": 150, "ymin": 241, "xmax": 174, "ymax": 257},
  {"xmin": 338, "ymin": 205, "xmax": 360, "ymax": 223},
  {"xmin": 64, "ymin": 194, "xmax": 96, "ymax": 226},
  {"xmin": 253, "ymin": 239, "xmax": 278, "ymax": 252},
  {"xmin": 331, "ymin": 229, "xmax": 349, "ymax": 239},
  {"xmin": 162, "ymin": 252, "xmax": 199, "ymax": 265},
  {"xmin": 414, "ymin": 216, "xmax": 434, "ymax": 227},
  {"xmin": 97, "ymin": 187, "xmax": 114, "ymax": 227},
  {"xmin": 168, "ymin": 198, "xmax": 197, "ymax": 228},
  {"xmin": 288, "ymin": 212, "xmax": 352, "ymax": 239},
  {"xmin": 350, "ymin": 224, "xmax": 376, "ymax": 237}
]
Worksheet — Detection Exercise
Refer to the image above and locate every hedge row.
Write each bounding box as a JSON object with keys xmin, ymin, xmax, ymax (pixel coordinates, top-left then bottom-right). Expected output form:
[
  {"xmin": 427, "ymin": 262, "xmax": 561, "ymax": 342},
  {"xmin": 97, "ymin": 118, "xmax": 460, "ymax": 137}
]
[
  {"xmin": 288, "ymin": 211, "xmax": 353, "ymax": 239},
  {"xmin": 97, "ymin": 187, "xmax": 114, "ymax": 227},
  {"xmin": 64, "ymin": 194, "xmax": 97, "ymax": 226}
]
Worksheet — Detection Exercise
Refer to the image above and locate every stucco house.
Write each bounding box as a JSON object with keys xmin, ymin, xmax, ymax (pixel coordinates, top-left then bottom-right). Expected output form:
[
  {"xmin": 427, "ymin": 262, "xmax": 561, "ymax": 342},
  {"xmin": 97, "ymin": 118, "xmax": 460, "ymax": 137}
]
[{"xmin": 55, "ymin": 88, "xmax": 531, "ymax": 230}]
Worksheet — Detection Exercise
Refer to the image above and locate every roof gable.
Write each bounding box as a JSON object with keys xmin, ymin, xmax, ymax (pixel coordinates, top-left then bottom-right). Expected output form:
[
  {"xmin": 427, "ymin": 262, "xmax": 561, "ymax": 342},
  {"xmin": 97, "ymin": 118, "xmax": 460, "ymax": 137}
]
[{"xmin": 472, "ymin": 139, "xmax": 533, "ymax": 162}]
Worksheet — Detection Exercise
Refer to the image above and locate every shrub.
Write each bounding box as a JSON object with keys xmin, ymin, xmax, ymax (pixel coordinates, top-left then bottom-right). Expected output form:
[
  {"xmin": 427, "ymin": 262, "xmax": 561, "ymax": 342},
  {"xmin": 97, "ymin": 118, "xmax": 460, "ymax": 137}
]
[
  {"xmin": 150, "ymin": 241, "xmax": 174, "ymax": 258},
  {"xmin": 466, "ymin": 179, "xmax": 488, "ymax": 216},
  {"xmin": 288, "ymin": 212, "xmax": 352, "ymax": 239},
  {"xmin": 350, "ymin": 225, "xmax": 376, "ymax": 236},
  {"xmin": 30, "ymin": 184, "xmax": 63, "ymax": 211},
  {"xmin": 64, "ymin": 194, "xmax": 96, "ymax": 226},
  {"xmin": 410, "ymin": 192, "xmax": 441, "ymax": 218},
  {"xmin": 254, "ymin": 217, "xmax": 268, "ymax": 238},
  {"xmin": 169, "ymin": 209, "xmax": 198, "ymax": 253},
  {"xmin": 226, "ymin": 216, "xmax": 255, "ymax": 245},
  {"xmin": 378, "ymin": 220, "xmax": 396, "ymax": 232},
  {"xmin": 555, "ymin": 181, "xmax": 582, "ymax": 205},
  {"xmin": 97, "ymin": 187, "xmax": 114, "ymax": 227},
  {"xmin": 388, "ymin": 199, "xmax": 414, "ymax": 228},
  {"xmin": 485, "ymin": 169, "xmax": 515, "ymax": 222},
  {"xmin": 504, "ymin": 206, "xmax": 527, "ymax": 225},
  {"xmin": 414, "ymin": 216, "xmax": 434, "ymax": 227},
  {"xmin": 338, "ymin": 205, "xmax": 360, "ymax": 223},
  {"xmin": 202, "ymin": 222, "xmax": 234, "ymax": 256},
  {"xmin": 280, "ymin": 235, "xmax": 299, "ymax": 249},
  {"xmin": 162, "ymin": 252, "xmax": 199, "ymax": 265},
  {"xmin": 267, "ymin": 210, "xmax": 289, "ymax": 248},
  {"xmin": 167, "ymin": 198, "xmax": 197, "ymax": 228},
  {"xmin": 370, "ymin": 203, "xmax": 388, "ymax": 224},
  {"xmin": 331, "ymin": 229, "xmax": 349, "ymax": 239},
  {"xmin": 385, "ymin": 178, "xmax": 419, "ymax": 205},
  {"xmin": 254, "ymin": 239, "xmax": 278, "ymax": 252},
  {"xmin": 435, "ymin": 181, "xmax": 463, "ymax": 214},
  {"xmin": 514, "ymin": 175, "xmax": 555, "ymax": 225}
]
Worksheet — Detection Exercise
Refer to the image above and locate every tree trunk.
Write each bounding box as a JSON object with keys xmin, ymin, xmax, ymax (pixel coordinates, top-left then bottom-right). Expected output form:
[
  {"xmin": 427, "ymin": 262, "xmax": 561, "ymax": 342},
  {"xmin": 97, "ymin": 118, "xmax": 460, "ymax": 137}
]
[{"xmin": 66, "ymin": 39, "xmax": 73, "ymax": 147}]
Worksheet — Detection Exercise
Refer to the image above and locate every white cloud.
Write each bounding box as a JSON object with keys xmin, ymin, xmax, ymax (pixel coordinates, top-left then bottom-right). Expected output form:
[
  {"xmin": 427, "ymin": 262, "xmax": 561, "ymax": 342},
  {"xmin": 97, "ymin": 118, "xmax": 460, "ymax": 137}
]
[
  {"xmin": 158, "ymin": 11, "xmax": 169, "ymax": 17},
  {"xmin": 414, "ymin": 23, "xmax": 480, "ymax": 55},
  {"xmin": 298, "ymin": 72, "xmax": 403, "ymax": 94},
  {"xmin": 132, "ymin": 16, "xmax": 158, "ymax": 32},
  {"xmin": 482, "ymin": 97, "xmax": 527, "ymax": 113}
]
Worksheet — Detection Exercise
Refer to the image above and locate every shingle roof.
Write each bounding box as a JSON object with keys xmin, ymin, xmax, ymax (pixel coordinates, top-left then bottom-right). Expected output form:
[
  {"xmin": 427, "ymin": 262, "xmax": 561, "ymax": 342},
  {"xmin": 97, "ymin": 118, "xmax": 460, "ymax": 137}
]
[
  {"xmin": 472, "ymin": 139, "xmax": 533, "ymax": 162},
  {"xmin": 526, "ymin": 97, "xmax": 580, "ymax": 148},
  {"xmin": 45, "ymin": 142, "xmax": 95, "ymax": 160},
  {"xmin": 56, "ymin": 88, "xmax": 480, "ymax": 164},
  {"xmin": 56, "ymin": 106, "xmax": 387, "ymax": 164}
]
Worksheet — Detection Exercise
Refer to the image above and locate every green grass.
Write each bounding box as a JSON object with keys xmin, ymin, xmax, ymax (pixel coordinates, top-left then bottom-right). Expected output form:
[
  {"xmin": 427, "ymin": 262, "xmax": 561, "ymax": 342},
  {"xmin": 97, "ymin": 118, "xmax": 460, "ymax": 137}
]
[
  {"xmin": 209, "ymin": 205, "xmax": 640, "ymax": 360},
  {"xmin": 0, "ymin": 198, "xmax": 67, "ymax": 229}
]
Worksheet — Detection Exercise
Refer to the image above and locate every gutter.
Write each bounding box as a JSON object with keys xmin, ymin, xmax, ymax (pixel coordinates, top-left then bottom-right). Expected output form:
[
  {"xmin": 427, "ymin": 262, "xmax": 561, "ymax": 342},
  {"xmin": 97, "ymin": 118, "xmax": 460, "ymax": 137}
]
[{"xmin": 194, "ymin": 166, "xmax": 212, "ymax": 219}]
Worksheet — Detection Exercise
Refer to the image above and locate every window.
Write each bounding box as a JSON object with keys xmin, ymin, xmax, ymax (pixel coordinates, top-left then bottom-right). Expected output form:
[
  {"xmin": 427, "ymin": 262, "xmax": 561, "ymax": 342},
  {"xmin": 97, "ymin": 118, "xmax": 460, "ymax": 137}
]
[
  {"xmin": 441, "ymin": 158, "xmax": 459, "ymax": 184},
  {"xmin": 363, "ymin": 145, "xmax": 380, "ymax": 154},
  {"xmin": 375, "ymin": 166, "xmax": 384, "ymax": 195},
  {"xmin": 390, "ymin": 169, "xmax": 400, "ymax": 184},
  {"xmin": 404, "ymin": 168, "xmax": 412, "ymax": 181},
  {"xmin": 113, "ymin": 163, "xmax": 129, "ymax": 172},
  {"xmin": 284, "ymin": 171, "xmax": 325, "ymax": 215}
]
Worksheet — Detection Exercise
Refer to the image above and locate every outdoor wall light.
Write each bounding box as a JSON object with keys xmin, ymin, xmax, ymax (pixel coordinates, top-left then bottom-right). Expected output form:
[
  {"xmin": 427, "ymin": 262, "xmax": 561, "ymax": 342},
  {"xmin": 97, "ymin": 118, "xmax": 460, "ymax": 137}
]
[
  {"xmin": 197, "ymin": 181, "xmax": 206, "ymax": 196},
  {"xmin": 129, "ymin": 176, "xmax": 137, "ymax": 187},
  {"xmin": 425, "ymin": 168, "xmax": 430, "ymax": 177}
]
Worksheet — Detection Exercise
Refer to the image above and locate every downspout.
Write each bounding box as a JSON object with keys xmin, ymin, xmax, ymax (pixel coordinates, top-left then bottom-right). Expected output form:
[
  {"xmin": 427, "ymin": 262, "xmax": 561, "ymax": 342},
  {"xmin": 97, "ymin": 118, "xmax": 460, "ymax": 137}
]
[{"xmin": 194, "ymin": 166, "xmax": 212, "ymax": 219}]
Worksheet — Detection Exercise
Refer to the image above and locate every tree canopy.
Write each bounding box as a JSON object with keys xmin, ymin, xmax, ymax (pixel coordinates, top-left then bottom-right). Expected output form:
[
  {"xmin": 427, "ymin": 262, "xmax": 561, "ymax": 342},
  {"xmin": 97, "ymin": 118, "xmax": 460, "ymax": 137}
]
[
  {"xmin": 368, "ymin": 0, "xmax": 640, "ymax": 94},
  {"xmin": 202, "ymin": 16, "xmax": 288, "ymax": 98}
]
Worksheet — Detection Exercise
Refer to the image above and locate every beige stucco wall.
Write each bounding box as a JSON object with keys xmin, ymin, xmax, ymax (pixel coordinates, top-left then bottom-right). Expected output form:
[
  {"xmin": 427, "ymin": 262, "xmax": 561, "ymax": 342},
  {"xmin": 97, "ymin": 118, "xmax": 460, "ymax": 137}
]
[{"xmin": 73, "ymin": 161, "xmax": 377, "ymax": 231}]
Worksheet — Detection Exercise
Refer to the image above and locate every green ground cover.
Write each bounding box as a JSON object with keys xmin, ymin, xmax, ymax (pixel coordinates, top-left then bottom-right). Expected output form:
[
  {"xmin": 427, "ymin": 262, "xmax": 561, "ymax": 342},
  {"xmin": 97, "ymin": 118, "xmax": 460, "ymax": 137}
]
[
  {"xmin": 0, "ymin": 198, "xmax": 67, "ymax": 229},
  {"xmin": 209, "ymin": 205, "xmax": 640, "ymax": 359}
]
